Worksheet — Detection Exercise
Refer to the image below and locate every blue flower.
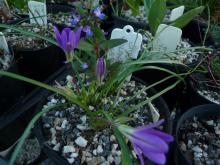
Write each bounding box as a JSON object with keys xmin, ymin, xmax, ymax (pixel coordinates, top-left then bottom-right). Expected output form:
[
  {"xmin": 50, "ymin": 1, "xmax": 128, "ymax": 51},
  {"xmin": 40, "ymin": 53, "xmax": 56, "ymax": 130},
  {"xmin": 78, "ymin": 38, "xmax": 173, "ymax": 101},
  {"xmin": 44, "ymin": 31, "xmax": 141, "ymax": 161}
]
[
  {"xmin": 93, "ymin": 7, "xmax": 106, "ymax": 20},
  {"xmin": 80, "ymin": 63, "xmax": 88, "ymax": 70},
  {"xmin": 83, "ymin": 25, "xmax": 93, "ymax": 38},
  {"xmin": 71, "ymin": 14, "xmax": 80, "ymax": 26}
]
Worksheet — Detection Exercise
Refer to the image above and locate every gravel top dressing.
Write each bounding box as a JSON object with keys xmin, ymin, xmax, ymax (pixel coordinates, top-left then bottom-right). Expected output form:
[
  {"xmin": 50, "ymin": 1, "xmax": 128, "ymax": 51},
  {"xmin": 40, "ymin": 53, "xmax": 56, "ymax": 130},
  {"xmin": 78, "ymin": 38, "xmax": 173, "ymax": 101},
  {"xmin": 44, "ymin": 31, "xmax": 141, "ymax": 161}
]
[
  {"xmin": 41, "ymin": 75, "xmax": 163, "ymax": 165},
  {"xmin": 5, "ymin": 22, "xmax": 54, "ymax": 50},
  {"xmin": 178, "ymin": 116, "xmax": 220, "ymax": 165}
]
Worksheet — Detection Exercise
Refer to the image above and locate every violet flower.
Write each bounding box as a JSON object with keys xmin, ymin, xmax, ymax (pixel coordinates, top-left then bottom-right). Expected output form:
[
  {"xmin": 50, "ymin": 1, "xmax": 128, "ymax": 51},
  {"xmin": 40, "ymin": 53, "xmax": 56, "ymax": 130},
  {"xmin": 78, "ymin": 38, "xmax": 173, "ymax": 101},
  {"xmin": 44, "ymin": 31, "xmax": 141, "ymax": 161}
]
[
  {"xmin": 71, "ymin": 14, "xmax": 80, "ymax": 26},
  {"xmin": 118, "ymin": 119, "xmax": 173, "ymax": 165},
  {"xmin": 80, "ymin": 63, "xmax": 88, "ymax": 70},
  {"xmin": 96, "ymin": 57, "xmax": 106, "ymax": 82},
  {"xmin": 54, "ymin": 26, "xmax": 82, "ymax": 55},
  {"xmin": 83, "ymin": 25, "xmax": 93, "ymax": 38},
  {"xmin": 93, "ymin": 7, "xmax": 106, "ymax": 20}
]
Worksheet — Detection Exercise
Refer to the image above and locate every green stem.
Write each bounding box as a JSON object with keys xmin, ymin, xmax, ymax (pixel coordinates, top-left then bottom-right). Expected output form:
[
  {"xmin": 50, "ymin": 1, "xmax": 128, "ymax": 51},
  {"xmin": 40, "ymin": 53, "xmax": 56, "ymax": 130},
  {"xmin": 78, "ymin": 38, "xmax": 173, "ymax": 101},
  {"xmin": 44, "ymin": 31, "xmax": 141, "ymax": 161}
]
[{"xmin": 9, "ymin": 104, "xmax": 66, "ymax": 165}]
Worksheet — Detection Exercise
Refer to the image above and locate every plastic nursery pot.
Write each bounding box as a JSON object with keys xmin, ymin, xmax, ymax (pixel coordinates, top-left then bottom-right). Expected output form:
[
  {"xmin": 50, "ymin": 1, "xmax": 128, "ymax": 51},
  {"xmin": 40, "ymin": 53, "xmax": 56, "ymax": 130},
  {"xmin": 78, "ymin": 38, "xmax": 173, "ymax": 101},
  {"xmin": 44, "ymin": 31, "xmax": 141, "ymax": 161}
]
[
  {"xmin": 133, "ymin": 62, "xmax": 192, "ymax": 111},
  {"xmin": 187, "ymin": 76, "xmax": 220, "ymax": 106},
  {"xmin": 46, "ymin": 3, "xmax": 74, "ymax": 31},
  {"xmin": 112, "ymin": 15, "xmax": 149, "ymax": 31},
  {"xmin": 15, "ymin": 43, "xmax": 65, "ymax": 93},
  {"xmin": 182, "ymin": 18, "xmax": 214, "ymax": 45},
  {"xmin": 33, "ymin": 68, "xmax": 172, "ymax": 165},
  {"xmin": 0, "ymin": 47, "xmax": 25, "ymax": 115},
  {"xmin": 0, "ymin": 66, "xmax": 67, "ymax": 162},
  {"xmin": 174, "ymin": 104, "xmax": 220, "ymax": 165}
]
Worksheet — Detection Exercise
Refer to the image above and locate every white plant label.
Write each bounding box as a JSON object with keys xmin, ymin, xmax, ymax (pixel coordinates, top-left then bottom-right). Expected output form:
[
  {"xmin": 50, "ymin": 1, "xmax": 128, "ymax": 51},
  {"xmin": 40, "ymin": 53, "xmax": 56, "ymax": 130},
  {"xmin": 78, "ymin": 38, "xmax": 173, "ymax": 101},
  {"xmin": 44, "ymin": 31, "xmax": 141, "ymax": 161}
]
[
  {"xmin": 108, "ymin": 25, "xmax": 142, "ymax": 63},
  {"xmin": 28, "ymin": 1, "xmax": 47, "ymax": 25},
  {"xmin": 153, "ymin": 24, "xmax": 182, "ymax": 52},
  {"xmin": 0, "ymin": 32, "xmax": 9, "ymax": 53},
  {"xmin": 169, "ymin": 6, "xmax": 185, "ymax": 22},
  {"xmin": 148, "ymin": 102, "xmax": 160, "ymax": 122}
]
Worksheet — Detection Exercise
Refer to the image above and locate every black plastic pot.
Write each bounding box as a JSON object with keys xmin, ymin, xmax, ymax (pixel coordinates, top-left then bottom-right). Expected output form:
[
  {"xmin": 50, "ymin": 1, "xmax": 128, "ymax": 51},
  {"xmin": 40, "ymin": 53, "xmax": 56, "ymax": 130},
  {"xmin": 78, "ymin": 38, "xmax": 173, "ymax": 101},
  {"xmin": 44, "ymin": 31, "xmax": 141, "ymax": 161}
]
[
  {"xmin": 33, "ymin": 67, "xmax": 172, "ymax": 165},
  {"xmin": 112, "ymin": 15, "xmax": 149, "ymax": 31},
  {"xmin": 188, "ymin": 76, "xmax": 220, "ymax": 106},
  {"xmin": 182, "ymin": 19, "xmax": 214, "ymax": 45},
  {"xmin": 174, "ymin": 104, "xmax": 220, "ymax": 165},
  {"xmin": 0, "ymin": 48, "xmax": 25, "ymax": 115},
  {"xmin": 0, "ymin": 66, "xmax": 66, "ymax": 162},
  {"xmin": 15, "ymin": 43, "xmax": 65, "ymax": 93},
  {"xmin": 46, "ymin": 3, "xmax": 74, "ymax": 31}
]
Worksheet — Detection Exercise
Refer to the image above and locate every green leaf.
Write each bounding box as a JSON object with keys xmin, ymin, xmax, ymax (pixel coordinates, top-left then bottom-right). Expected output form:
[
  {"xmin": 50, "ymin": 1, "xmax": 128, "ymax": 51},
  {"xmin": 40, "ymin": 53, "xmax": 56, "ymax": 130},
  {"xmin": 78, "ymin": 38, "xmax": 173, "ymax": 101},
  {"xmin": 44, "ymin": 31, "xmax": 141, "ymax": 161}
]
[
  {"xmin": 171, "ymin": 6, "xmax": 205, "ymax": 28},
  {"xmin": 100, "ymin": 39, "xmax": 127, "ymax": 50},
  {"xmin": 125, "ymin": 0, "xmax": 141, "ymax": 16},
  {"xmin": 148, "ymin": 0, "xmax": 166, "ymax": 34},
  {"xmin": 78, "ymin": 39, "xmax": 94, "ymax": 51},
  {"xmin": 92, "ymin": 27, "xmax": 106, "ymax": 42},
  {"xmin": 113, "ymin": 128, "xmax": 134, "ymax": 165},
  {"xmin": 144, "ymin": 0, "xmax": 155, "ymax": 17}
]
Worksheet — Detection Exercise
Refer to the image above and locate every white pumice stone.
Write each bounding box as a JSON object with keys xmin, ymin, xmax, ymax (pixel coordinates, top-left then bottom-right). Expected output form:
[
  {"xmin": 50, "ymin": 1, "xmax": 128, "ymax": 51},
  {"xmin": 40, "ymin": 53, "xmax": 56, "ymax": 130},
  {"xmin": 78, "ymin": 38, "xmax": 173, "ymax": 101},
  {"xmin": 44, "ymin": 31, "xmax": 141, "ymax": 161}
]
[
  {"xmin": 61, "ymin": 119, "xmax": 68, "ymax": 129},
  {"xmin": 63, "ymin": 146, "xmax": 75, "ymax": 153},
  {"xmin": 53, "ymin": 143, "xmax": 60, "ymax": 151},
  {"xmin": 75, "ymin": 136, "xmax": 88, "ymax": 147},
  {"xmin": 67, "ymin": 157, "xmax": 75, "ymax": 164},
  {"xmin": 97, "ymin": 145, "xmax": 103, "ymax": 154}
]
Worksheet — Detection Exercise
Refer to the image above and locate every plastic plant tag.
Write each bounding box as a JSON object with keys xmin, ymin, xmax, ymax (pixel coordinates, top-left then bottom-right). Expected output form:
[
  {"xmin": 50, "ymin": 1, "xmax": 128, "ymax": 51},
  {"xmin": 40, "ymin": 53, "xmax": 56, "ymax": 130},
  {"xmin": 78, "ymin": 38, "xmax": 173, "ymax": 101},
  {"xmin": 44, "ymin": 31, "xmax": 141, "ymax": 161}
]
[
  {"xmin": 0, "ymin": 32, "xmax": 9, "ymax": 53},
  {"xmin": 169, "ymin": 6, "xmax": 185, "ymax": 22},
  {"xmin": 153, "ymin": 24, "xmax": 182, "ymax": 52},
  {"xmin": 148, "ymin": 102, "xmax": 160, "ymax": 122},
  {"xmin": 108, "ymin": 25, "xmax": 142, "ymax": 63},
  {"xmin": 28, "ymin": 1, "xmax": 47, "ymax": 25}
]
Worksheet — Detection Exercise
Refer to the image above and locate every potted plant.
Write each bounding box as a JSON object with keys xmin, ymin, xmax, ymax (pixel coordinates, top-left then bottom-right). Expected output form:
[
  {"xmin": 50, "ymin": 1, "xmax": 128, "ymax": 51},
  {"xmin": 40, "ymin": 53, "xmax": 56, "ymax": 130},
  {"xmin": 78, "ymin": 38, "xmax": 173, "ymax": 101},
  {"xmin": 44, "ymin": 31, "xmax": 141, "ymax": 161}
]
[
  {"xmin": 189, "ymin": 50, "xmax": 220, "ymax": 105},
  {"xmin": 175, "ymin": 104, "xmax": 220, "ymax": 165},
  {"xmin": 0, "ymin": 21, "xmax": 181, "ymax": 165},
  {"xmin": 110, "ymin": 0, "xmax": 204, "ymax": 33},
  {"xmin": 0, "ymin": 40, "xmax": 25, "ymax": 114}
]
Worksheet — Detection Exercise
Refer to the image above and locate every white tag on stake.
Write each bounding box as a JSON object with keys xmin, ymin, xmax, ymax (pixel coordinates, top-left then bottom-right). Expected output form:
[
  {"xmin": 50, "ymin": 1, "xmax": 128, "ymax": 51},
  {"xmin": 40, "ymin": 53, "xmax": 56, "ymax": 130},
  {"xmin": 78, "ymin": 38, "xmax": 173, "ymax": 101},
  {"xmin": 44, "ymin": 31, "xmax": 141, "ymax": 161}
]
[
  {"xmin": 169, "ymin": 6, "xmax": 185, "ymax": 22},
  {"xmin": 108, "ymin": 25, "xmax": 142, "ymax": 63},
  {"xmin": 148, "ymin": 102, "xmax": 160, "ymax": 122},
  {"xmin": 0, "ymin": 32, "xmax": 9, "ymax": 53},
  {"xmin": 28, "ymin": 1, "xmax": 47, "ymax": 25},
  {"xmin": 153, "ymin": 24, "xmax": 182, "ymax": 52}
]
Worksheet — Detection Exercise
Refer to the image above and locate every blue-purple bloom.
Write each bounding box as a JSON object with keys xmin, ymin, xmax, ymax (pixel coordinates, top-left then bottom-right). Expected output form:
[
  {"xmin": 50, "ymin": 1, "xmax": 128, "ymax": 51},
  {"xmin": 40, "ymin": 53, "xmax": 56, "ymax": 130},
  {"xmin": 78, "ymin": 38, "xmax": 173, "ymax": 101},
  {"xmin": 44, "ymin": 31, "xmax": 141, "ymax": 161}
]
[
  {"xmin": 80, "ymin": 63, "xmax": 88, "ymax": 70},
  {"xmin": 54, "ymin": 26, "xmax": 82, "ymax": 54},
  {"xmin": 118, "ymin": 119, "xmax": 173, "ymax": 165},
  {"xmin": 96, "ymin": 57, "xmax": 106, "ymax": 82},
  {"xmin": 93, "ymin": 7, "xmax": 106, "ymax": 20},
  {"xmin": 83, "ymin": 25, "xmax": 93, "ymax": 38},
  {"xmin": 71, "ymin": 14, "xmax": 80, "ymax": 26}
]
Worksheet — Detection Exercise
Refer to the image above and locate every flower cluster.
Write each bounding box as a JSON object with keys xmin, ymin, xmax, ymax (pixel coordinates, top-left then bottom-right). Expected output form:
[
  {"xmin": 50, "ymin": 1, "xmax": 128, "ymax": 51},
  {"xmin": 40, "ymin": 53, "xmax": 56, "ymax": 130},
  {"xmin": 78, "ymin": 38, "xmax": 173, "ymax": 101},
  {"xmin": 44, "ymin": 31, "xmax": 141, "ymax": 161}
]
[{"xmin": 71, "ymin": 6, "xmax": 106, "ymax": 38}]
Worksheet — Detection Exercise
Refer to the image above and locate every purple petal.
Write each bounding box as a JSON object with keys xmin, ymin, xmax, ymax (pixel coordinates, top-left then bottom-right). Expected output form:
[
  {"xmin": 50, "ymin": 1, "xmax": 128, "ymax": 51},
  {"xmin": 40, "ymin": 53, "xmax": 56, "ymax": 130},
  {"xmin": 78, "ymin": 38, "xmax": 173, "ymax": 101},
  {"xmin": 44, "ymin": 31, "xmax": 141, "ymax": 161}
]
[
  {"xmin": 75, "ymin": 27, "xmax": 82, "ymax": 48},
  {"xmin": 54, "ymin": 26, "xmax": 63, "ymax": 48},
  {"xmin": 69, "ymin": 30, "xmax": 76, "ymax": 50},
  {"xmin": 134, "ymin": 145, "xmax": 145, "ymax": 165},
  {"xmin": 143, "ymin": 151, "xmax": 166, "ymax": 165},
  {"xmin": 135, "ymin": 119, "xmax": 165, "ymax": 132},
  {"xmin": 61, "ymin": 28, "xmax": 68, "ymax": 52},
  {"xmin": 98, "ymin": 13, "xmax": 106, "ymax": 20},
  {"xmin": 96, "ymin": 57, "xmax": 106, "ymax": 81},
  {"xmin": 146, "ymin": 129, "xmax": 174, "ymax": 142},
  {"xmin": 129, "ymin": 132, "xmax": 169, "ymax": 153}
]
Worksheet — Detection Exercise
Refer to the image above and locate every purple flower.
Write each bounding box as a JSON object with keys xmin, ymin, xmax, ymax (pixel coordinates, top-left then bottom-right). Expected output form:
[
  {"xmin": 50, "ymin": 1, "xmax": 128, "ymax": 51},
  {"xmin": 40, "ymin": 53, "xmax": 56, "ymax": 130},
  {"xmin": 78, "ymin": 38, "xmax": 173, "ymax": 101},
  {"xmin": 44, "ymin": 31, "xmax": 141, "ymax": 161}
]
[
  {"xmin": 118, "ymin": 119, "xmax": 173, "ymax": 165},
  {"xmin": 96, "ymin": 57, "xmax": 106, "ymax": 82},
  {"xmin": 93, "ymin": 7, "xmax": 106, "ymax": 20},
  {"xmin": 83, "ymin": 25, "xmax": 93, "ymax": 38},
  {"xmin": 54, "ymin": 26, "xmax": 82, "ymax": 54},
  {"xmin": 71, "ymin": 14, "xmax": 80, "ymax": 26},
  {"xmin": 80, "ymin": 63, "xmax": 88, "ymax": 70}
]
